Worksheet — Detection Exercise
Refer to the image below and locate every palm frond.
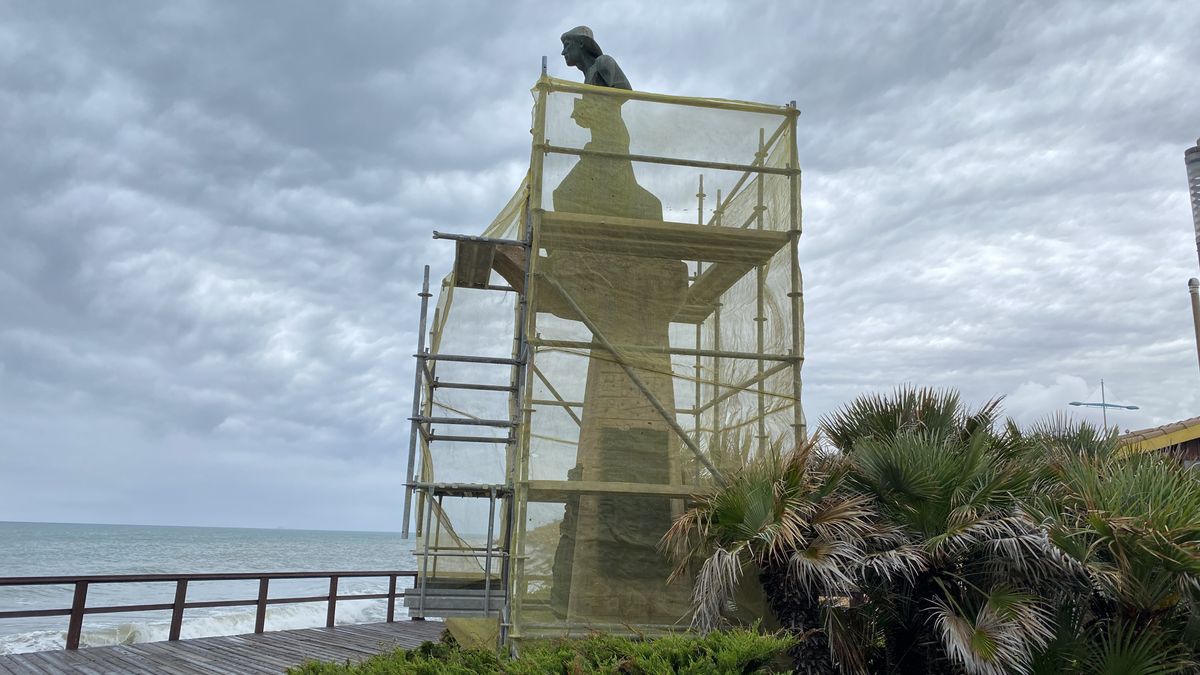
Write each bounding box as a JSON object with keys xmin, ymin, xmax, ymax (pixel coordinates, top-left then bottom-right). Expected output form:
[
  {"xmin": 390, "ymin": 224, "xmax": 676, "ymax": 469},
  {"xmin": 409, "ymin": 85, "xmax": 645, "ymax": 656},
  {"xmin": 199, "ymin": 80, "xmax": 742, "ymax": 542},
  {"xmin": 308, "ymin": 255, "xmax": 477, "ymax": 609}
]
[
  {"xmin": 857, "ymin": 543, "xmax": 928, "ymax": 585},
  {"xmin": 1081, "ymin": 622, "xmax": 1195, "ymax": 675},
  {"xmin": 930, "ymin": 588, "xmax": 1052, "ymax": 675},
  {"xmin": 691, "ymin": 547, "xmax": 746, "ymax": 632},
  {"xmin": 787, "ymin": 539, "xmax": 858, "ymax": 595}
]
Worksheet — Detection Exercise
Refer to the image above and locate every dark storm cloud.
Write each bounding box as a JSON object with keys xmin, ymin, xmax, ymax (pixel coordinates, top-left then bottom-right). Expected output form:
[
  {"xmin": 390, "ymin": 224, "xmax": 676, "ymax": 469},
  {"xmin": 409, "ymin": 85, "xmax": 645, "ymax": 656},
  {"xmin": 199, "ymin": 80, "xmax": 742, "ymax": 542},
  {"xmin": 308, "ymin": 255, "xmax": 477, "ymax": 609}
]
[{"xmin": 1, "ymin": 0, "xmax": 1198, "ymax": 530}]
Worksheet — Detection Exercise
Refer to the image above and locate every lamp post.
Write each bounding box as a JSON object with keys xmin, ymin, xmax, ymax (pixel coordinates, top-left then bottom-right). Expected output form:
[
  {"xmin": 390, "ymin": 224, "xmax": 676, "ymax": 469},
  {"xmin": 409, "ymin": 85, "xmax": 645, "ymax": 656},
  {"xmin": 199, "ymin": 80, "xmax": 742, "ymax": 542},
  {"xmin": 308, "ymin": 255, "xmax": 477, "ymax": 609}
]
[
  {"xmin": 1069, "ymin": 379, "xmax": 1139, "ymax": 432},
  {"xmin": 1186, "ymin": 138, "xmax": 1200, "ymax": 373}
]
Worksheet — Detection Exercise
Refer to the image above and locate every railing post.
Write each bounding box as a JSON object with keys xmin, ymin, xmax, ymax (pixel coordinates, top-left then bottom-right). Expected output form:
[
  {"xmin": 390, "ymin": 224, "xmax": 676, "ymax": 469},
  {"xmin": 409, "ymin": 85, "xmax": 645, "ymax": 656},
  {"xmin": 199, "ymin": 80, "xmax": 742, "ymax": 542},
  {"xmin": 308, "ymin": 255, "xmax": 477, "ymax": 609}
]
[
  {"xmin": 66, "ymin": 581, "xmax": 88, "ymax": 650},
  {"xmin": 255, "ymin": 578, "xmax": 269, "ymax": 634},
  {"xmin": 326, "ymin": 576, "xmax": 338, "ymax": 627},
  {"xmin": 169, "ymin": 579, "xmax": 188, "ymax": 641},
  {"xmin": 386, "ymin": 575, "xmax": 397, "ymax": 623}
]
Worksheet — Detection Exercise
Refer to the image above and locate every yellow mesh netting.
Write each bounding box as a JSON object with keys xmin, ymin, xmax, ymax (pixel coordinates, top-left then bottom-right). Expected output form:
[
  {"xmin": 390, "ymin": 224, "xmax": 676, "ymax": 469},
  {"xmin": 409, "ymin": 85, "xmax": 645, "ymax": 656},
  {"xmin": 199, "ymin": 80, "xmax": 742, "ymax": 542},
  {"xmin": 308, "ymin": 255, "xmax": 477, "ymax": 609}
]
[{"xmin": 415, "ymin": 77, "xmax": 803, "ymax": 640}]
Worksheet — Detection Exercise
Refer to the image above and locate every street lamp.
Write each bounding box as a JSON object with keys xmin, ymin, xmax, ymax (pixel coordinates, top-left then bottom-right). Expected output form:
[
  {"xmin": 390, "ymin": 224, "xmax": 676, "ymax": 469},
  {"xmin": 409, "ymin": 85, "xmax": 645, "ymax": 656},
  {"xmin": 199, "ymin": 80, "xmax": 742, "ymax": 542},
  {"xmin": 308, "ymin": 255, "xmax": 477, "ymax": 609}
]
[{"xmin": 1069, "ymin": 379, "xmax": 1139, "ymax": 431}]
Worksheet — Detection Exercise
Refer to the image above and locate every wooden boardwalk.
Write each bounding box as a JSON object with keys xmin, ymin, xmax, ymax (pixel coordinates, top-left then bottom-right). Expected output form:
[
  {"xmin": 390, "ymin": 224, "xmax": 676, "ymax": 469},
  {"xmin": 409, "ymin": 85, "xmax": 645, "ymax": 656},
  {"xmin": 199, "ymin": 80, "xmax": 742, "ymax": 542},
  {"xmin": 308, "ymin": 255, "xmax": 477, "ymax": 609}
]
[{"xmin": 0, "ymin": 620, "xmax": 445, "ymax": 674}]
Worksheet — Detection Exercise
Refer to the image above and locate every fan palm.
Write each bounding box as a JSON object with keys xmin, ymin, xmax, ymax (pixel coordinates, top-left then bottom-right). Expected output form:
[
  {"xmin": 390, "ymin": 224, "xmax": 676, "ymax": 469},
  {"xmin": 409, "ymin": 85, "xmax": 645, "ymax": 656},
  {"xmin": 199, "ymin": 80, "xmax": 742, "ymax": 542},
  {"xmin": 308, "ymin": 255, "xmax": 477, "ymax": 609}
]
[
  {"xmin": 1024, "ymin": 421, "xmax": 1200, "ymax": 674},
  {"xmin": 823, "ymin": 387, "xmax": 1060, "ymax": 674},
  {"xmin": 662, "ymin": 440, "xmax": 874, "ymax": 675}
]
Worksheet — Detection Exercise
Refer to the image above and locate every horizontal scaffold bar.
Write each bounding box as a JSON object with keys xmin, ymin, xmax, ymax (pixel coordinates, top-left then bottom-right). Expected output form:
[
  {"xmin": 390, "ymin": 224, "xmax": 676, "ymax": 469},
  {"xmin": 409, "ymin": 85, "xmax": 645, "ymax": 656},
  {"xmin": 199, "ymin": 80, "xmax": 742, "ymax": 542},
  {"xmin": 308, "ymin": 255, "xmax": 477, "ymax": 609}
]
[
  {"xmin": 427, "ymin": 433, "xmax": 515, "ymax": 444},
  {"xmin": 410, "ymin": 551, "xmax": 507, "ymax": 559},
  {"xmin": 539, "ymin": 77, "xmax": 799, "ymax": 117},
  {"xmin": 411, "ymin": 416, "xmax": 516, "ymax": 428},
  {"xmin": 523, "ymin": 479, "xmax": 715, "ymax": 502},
  {"xmin": 530, "ymin": 338, "xmax": 801, "ymax": 363},
  {"xmin": 694, "ymin": 360, "xmax": 793, "ymax": 415},
  {"xmin": 530, "ymin": 399, "xmax": 584, "ymax": 408},
  {"xmin": 409, "ymin": 482, "xmax": 510, "ymax": 497},
  {"xmin": 432, "ymin": 382, "xmax": 515, "ymax": 392},
  {"xmin": 432, "ymin": 231, "xmax": 528, "ymax": 248},
  {"xmin": 541, "ymin": 144, "xmax": 799, "ymax": 177},
  {"xmin": 418, "ymin": 354, "xmax": 523, "ymax": 365},
  {"xmin": 530, "ymin": 397, "xmax": 692, "ymax": 415}
]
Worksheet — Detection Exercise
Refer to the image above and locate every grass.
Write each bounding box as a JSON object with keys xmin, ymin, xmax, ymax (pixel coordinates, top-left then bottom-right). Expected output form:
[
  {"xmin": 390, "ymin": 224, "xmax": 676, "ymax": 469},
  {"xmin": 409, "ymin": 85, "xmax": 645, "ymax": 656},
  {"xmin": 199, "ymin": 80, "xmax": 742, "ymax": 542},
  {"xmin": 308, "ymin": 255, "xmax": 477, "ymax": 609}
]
[{"xmin": 288, "ymin": 627, "xmax": 795, "ymax": 674}]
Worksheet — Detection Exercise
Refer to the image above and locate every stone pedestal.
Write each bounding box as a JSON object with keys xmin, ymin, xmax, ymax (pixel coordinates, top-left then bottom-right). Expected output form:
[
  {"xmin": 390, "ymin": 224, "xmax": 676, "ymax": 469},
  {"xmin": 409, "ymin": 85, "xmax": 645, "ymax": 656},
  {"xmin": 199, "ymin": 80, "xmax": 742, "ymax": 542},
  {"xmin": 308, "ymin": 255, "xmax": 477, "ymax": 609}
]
[
  {"xmin": 545, "ymin": 252, "xmax": 692, "ymax": 624},
  {"xmin": 542, "ymin": 104, "xmax": 695, "ymax": 624}
]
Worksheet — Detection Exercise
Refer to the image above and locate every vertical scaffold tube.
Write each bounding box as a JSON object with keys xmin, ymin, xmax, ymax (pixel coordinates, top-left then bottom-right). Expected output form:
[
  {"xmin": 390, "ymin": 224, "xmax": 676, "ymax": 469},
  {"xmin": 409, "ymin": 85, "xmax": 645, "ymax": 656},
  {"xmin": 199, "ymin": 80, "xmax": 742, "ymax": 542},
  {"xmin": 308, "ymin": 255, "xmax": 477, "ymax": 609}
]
[
  {"xmin": 712, "ymin": 189, "xmax": 723, "ymax": 462},
  {"xmin": 754, "ymin": 128, "xmax": 768, "ymax": 456},
  {"xmin": 415, "ymin": 304, "xmax": 440, "ymax": 539},
  {"xmin": 693, "ymin": 174, "xmax": 705, "ymax": 481},
  {"xmin": 402, "ymin": 266, "xmax": 432, "ymax": 538},
  {"xmin": 510, "ymin": 77, "xmax": 550, "ymax": 645},
  {"xmin": 787, "ymin": 102, "xmax": 806, "ymax": 444}
]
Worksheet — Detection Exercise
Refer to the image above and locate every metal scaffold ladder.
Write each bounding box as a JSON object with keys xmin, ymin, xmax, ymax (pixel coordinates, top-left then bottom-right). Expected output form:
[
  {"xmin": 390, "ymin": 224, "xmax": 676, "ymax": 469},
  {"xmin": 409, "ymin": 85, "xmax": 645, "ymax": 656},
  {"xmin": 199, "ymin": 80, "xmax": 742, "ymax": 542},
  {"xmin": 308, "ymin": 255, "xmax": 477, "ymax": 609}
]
[{"xmin": 400, "ymin": 228, "xmax": 532, "ymax": 645}]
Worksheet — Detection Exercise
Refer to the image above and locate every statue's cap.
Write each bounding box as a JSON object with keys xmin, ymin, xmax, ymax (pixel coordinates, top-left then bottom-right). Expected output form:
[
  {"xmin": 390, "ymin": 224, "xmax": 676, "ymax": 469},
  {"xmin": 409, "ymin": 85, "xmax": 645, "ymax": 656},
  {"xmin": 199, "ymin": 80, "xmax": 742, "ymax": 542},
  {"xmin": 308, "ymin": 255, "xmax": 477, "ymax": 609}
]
[{"xmin": 561, "ymin": 26, "xmax": 602, "ymax": 57}]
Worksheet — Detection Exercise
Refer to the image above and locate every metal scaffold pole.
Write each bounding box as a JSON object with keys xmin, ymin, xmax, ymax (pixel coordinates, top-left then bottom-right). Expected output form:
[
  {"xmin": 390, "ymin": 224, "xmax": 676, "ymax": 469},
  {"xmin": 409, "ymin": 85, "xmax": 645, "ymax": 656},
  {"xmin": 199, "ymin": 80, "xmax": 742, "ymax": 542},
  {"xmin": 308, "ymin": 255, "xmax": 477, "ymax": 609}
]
[
  {"xmin": 510, "ymin": 76, "xmax": 549, "ymax": 644},
  {"xmin": 402, "ymin": 266, "xmax": 432, "ymax": 539},
  {"xmin": 787, "ymin": 101, "xmax": 806, "ymax": 444},
  {"xmin": 712, "ymin": 188, "xmax": 724, "ymax": 461},
  {"xmin": 693, "ymin": 174, "xmax": 705, "ymax": 480},
  {"xmin": 754, "ymin": 127, "xmax": 768, "ymax": 457}
]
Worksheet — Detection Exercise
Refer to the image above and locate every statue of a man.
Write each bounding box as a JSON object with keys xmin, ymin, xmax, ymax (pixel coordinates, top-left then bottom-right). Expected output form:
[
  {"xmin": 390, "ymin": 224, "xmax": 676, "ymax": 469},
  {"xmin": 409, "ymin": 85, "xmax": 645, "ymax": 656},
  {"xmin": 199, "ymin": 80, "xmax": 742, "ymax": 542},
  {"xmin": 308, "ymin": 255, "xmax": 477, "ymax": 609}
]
[{"xmin": 560, "ymin": 26, "xmax": 631, "ymax": 90}]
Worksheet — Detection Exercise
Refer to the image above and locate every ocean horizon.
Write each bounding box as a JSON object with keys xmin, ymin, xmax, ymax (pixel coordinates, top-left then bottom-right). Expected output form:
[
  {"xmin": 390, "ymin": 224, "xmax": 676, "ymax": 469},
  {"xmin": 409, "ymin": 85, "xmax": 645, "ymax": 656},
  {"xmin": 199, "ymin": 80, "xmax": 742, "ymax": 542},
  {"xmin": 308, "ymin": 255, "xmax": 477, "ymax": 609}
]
[
  {"xmin": 0, "ymin": 520, "xmax": 422, "ymax": 654},
  {"xmin": 2, "ymin": 519, "xmax": 411, "ymax": 536}
]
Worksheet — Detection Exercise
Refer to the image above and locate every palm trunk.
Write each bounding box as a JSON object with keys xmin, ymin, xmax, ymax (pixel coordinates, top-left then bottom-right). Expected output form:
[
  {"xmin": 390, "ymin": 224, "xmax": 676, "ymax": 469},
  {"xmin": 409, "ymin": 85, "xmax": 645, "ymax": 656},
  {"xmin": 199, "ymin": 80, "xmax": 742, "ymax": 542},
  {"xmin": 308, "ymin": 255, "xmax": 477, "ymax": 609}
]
[{"xmin": 759, "ymin": 560, "xmax": 837, "ymax": 675}]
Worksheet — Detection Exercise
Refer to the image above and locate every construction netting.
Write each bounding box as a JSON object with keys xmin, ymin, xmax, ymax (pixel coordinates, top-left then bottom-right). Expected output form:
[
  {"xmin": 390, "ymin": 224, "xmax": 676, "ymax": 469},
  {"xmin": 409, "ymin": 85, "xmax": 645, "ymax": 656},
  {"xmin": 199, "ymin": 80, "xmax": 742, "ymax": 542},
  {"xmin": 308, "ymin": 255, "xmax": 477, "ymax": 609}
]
[{"xmin": 413, "ymin": 76, "xmax": 804, "ymax": 641}]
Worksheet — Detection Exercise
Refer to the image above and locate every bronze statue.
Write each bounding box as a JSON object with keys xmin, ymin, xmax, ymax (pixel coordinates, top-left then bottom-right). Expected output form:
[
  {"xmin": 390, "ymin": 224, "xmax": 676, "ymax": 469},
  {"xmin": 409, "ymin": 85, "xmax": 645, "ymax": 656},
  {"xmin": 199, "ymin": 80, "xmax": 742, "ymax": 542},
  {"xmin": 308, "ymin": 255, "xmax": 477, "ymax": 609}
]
[{"xmin": 560, "ymin": 26, "xmax": 631, "ymax": 90}]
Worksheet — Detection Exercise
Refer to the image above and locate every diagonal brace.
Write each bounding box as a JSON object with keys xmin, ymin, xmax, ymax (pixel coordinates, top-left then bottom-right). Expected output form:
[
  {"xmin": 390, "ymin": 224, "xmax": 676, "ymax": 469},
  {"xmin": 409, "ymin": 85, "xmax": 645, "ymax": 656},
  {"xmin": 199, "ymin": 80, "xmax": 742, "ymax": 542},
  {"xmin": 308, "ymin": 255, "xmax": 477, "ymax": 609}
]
[
  {"xmin": 533, "ymin": 365, "xmax": 583, "ymax": 428},
  {"xmin": 541, "ymin": 274, "xmax": 727, "ymax": 487}
]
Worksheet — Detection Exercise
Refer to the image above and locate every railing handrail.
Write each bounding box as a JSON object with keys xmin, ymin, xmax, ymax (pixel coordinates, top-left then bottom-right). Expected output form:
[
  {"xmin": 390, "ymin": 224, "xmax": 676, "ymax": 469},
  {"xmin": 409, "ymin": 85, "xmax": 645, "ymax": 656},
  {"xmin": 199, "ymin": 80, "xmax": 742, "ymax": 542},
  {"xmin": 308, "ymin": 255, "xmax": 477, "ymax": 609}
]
[
  {"xmin": 0, "ymin": 569, "xmax": 421, "ymax": 650},
  {"xmin": 0, "ymin": 570, "xmax": 417, "ymax": 586}
]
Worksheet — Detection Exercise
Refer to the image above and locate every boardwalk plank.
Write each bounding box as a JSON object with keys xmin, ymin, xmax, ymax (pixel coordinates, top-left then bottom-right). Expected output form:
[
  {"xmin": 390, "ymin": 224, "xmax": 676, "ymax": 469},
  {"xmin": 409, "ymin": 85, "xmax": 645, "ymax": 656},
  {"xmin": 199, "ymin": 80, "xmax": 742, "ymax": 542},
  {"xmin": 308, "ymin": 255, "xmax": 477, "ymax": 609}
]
[
  {"xmin": 114, "ymin": 645, "xmax": 200, "ymax": 675},
  {"xmin": 79, "ymin": 648, "xmax": 156, "ymax": 672},
  {"xmin": 278, "ymin": 630, "xmax": 381, "ymax": 656},
  {"xmin": 301, "ymin": 628, "xmax": 413, "ymax": 656},
  {"xmin": 182, "ymin": 637, "xmax": 291, "ymax": 674},
  {"xmin": 39, "ymin": 652, "xmax": 104, "ymax": 675},
  {"xmin": 156, "ymin": 634, "xmax": 256, "ymax": 672},
  {"xmin": 130, "ymin": 643, "xmax": 228, "ymax": 675},
  {"xmin": 0, "ymin": 622, "xmax": 442, "ymax": 674},
  {"xmin": 109, "ymin": 645, "xmax": 185, "ymax": 675},
  {"xmin": 138, "ymin": 641, "xmax": 241, "ymax": 675},
  {"xmin": 5, "ymin": 653, "xmax": 52, "ymax": 675},
  {"xmin": 254, "ymin": 634, "xmax": 350, "ymax": 665},
  {"xmin": 0, "ymin": 656, "xmax": 34, "ymax": 675},
  {"xmin": 345, "ymin": 622, "xmax": 441, "ymax": 646}
]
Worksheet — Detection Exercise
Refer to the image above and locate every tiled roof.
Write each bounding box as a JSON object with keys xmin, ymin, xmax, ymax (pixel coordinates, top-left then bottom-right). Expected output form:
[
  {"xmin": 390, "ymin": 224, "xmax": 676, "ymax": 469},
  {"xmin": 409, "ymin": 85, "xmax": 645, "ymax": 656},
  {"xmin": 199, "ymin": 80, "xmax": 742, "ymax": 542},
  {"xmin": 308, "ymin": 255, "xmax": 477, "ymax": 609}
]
[{"xmin": 1118, "ymin": 415, "xmax": 1200, "ymax": 452}]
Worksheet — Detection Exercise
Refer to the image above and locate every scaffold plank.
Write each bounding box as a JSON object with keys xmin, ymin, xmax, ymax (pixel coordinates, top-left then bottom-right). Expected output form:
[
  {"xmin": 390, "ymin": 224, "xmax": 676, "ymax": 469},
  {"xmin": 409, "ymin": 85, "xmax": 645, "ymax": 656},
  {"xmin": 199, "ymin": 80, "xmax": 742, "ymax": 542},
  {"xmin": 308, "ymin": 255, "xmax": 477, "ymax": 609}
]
[{"xmin": 539, "ymin": 211, "xmax": 788, "ymax": 265}]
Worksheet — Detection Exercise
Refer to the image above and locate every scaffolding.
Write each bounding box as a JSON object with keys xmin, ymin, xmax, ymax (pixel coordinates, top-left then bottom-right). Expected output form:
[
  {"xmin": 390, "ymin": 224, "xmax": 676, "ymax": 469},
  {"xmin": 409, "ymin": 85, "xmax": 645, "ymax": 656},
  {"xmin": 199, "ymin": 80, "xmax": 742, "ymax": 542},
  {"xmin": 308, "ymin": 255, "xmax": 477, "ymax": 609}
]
[{"xmin": 403, "ymin": 75, "xmax": 804, "ymax": 646}]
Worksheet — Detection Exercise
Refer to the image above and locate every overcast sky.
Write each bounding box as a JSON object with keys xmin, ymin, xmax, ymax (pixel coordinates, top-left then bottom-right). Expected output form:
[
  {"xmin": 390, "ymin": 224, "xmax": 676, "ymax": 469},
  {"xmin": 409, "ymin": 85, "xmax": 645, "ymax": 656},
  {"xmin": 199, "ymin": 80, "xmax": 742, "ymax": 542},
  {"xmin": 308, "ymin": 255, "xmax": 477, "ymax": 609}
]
[{"xmin": 2, "ymin": 1, "xmax": 1198, "ymax": 532}]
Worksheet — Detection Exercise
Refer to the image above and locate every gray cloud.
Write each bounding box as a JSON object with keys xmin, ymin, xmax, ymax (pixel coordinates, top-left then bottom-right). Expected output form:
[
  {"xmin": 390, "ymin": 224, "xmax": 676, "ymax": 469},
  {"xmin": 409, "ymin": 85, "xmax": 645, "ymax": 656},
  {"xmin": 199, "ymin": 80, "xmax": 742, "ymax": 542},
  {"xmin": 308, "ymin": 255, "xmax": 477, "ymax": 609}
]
[{"xmin": 1, "ymin": 0, "xmax": 1198, "ymax": 530}]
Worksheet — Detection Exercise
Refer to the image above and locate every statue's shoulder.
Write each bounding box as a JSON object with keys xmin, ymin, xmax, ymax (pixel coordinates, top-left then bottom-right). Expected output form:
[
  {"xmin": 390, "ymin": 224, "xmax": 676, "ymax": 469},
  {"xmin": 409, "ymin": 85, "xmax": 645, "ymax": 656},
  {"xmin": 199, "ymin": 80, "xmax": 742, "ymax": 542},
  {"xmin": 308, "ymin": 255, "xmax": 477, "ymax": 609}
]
[{"xmin": 591, "ymin": 55, "xmax": 631, "ymax": 90}]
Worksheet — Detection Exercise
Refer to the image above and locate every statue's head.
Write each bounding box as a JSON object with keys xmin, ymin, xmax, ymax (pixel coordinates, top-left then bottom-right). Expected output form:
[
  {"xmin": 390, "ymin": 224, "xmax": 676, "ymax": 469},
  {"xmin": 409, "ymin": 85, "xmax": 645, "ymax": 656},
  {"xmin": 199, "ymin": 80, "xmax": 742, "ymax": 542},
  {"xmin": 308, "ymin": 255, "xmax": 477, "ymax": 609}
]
[{"xmin": 560, "ymin": 25, "xmax": 602, "ymax": 67}]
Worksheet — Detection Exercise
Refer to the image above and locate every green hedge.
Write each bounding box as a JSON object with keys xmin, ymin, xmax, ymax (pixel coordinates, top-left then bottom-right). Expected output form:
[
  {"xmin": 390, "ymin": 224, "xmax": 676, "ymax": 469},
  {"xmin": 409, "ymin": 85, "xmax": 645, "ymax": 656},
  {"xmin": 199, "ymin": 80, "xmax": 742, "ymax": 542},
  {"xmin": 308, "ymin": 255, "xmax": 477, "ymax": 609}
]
[{"xmin": 288, "ymin": 628, "xmax": 794, "ymax": 675}]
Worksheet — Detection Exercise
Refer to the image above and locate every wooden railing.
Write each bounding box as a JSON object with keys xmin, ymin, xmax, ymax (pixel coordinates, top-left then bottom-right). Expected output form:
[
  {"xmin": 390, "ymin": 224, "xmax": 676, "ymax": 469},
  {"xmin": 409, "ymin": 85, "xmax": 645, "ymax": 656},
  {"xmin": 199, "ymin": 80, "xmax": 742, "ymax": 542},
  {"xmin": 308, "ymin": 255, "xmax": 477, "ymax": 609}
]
[{"xmin": 0, "ymin": 570, "xmax": 418, "ymax": 650}]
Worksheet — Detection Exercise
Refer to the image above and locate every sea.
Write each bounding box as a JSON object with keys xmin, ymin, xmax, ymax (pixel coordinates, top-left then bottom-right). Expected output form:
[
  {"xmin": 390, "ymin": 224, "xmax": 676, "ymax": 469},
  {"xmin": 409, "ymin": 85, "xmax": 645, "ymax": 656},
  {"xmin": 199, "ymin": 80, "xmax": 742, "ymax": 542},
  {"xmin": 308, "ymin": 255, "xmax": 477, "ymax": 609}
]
[{"xmin": 0, "ymin": 521, "xmax": 420, "ymax": 655}]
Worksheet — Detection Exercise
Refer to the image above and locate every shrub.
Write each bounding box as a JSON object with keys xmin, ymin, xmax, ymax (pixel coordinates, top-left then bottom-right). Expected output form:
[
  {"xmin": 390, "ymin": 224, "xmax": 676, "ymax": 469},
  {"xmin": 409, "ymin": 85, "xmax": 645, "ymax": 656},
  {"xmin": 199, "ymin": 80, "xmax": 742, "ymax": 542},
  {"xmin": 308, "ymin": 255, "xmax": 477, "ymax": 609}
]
[{"xmin": 288, "ymin": 628, "xmax": 794, "ymax": 674}]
